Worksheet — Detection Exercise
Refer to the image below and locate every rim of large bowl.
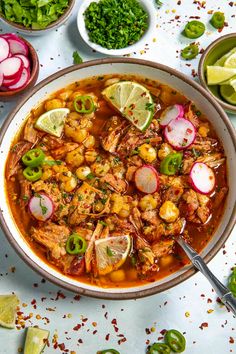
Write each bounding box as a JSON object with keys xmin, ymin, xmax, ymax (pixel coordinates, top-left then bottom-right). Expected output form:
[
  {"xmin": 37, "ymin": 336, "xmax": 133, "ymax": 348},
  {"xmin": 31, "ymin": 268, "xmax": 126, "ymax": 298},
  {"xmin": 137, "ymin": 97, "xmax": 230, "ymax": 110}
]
[
  {"xmin": 198, "ymin": 33, "xmax": 236, "ymax": 114},
  {"xmin": 0, "ymin": 58, "xmax": 236, "ymax": 300},
  {"xmin": 0, "ymin": 0, "xmax": 75, "ymax": 33}
]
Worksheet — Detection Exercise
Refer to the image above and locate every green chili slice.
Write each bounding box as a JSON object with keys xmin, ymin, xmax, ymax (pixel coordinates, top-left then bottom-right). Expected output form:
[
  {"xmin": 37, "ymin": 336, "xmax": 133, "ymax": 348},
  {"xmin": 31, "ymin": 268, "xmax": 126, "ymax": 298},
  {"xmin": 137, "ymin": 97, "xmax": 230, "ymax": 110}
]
[
  {"xmin": 160, "ymin": 152, "xmax": 183, "ymax": 175},
  {"xmin": 22, "ymin": 148, "xmax": 45, "ymax": 167},
  {"xmin": 74, "ymin": 95, "xmax": 95, "ymax": 114},
  {"xmin": 210, "ymin": 12, "xmax": 225, "ymax": 29},
  {"xmin": 97, "ymin": 350, "xmax": 120, "ymax": 354},
  {"xmin": 228, "ymin": 267, "xmax": 236, "ymax": 297},
  {"xmin": 23, "ymin": 166, "xmax": 42, "ymax": 182},
  {"xmin": 164, "ymin": 329, "xmax": 186, "ymax": 353},
  {"xmin": 181, "ymin": 44, "xmax": 199, "ymax": 60},
  {"xmin": 184, "ymin": 20, "xmax": 205, "ymax": 39},
  {"xmin": 66, "ymin": 233, "xmax": 87, "ymax": 255},
  {"xmin": 149, "ymin": 342, "xmax": 171, "ymax": 354}
]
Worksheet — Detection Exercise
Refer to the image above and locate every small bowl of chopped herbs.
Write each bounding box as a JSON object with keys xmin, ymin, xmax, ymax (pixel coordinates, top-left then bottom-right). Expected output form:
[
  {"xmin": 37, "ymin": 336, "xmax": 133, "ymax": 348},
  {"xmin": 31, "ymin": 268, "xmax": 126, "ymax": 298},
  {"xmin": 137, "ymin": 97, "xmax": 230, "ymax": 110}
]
[
  {"xmin": 77, "ymin": 0, "xmax": 156, "ymax": 55},
  {"xmin": 0, "ymin": 0, "xmax": 75, "ymax": 35}
]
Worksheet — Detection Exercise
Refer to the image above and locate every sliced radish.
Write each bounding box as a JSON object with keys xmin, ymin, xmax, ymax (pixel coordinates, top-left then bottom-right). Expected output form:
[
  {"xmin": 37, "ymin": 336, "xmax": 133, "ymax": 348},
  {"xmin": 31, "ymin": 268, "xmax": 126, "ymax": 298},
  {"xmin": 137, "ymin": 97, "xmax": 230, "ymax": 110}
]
[
  {"xmin": 135, "ymin": 165, "xmax": 159, "ymax": 194},
  {"xmin": 29, "ymin": 193, "xmax": 54, "ymax": 221},
  {"xmin": 15, "ymin": 54, "xmax": 30, "ymax": 69},
  {"xmin": 164, "ymin": 117, "xmax": 196, "ymax": 150},
  {"xmin": 159, "ymin": 104, "xmax": 184, "ymax": 128},
  {"xmin": 0, "ymin": 57, "xmax": 23, "ymax": 79},
  {"xmin": 0, "ymin": 37, "xmax": 10, "ymax": 62},
  {"xmin": 3, "ymin": 69, "xmax": 23, "ymax": 87},
  {"xmin": 0, "ymin": 71, "xmax": 3, "ymax": 87},
  {"xmin": 190, "ymin": 162, "xmax": 215, "ymax": 195},
  {"xmin": 7, "ymin": 37, "xmax": 29, "ymax": 56},
  {"xmin": 8, "ymin": 68, "xmax": 30, "ymax": 90}
]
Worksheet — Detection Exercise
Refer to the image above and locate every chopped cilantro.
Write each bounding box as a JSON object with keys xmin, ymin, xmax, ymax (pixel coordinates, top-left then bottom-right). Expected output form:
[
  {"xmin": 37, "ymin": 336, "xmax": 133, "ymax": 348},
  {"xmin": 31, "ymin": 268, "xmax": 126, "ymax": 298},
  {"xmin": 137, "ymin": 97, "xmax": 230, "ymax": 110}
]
[
  {"xmin": 106, "ymin": 246, "xmax": 113, "ymax": 257},
  {"xmin": 99, "ymin": 220, "xmax": 107, "ymax": 226}
]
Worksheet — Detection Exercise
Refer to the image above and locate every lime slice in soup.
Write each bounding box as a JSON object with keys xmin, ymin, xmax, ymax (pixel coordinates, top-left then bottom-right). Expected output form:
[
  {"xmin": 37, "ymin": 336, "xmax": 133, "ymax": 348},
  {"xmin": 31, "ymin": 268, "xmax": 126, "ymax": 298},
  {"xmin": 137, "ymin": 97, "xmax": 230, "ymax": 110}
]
[
  {"xmin": 35, "ymin": 108, "xmax": 70, "ymax": 137},
  {"xmin": 102, "ymin": 81, "xmax": 154, "ymax": 131},
  {"xmin": 95, "ymin": 235, "xmax": 131, "ymax": 275},
  {"xmin": 220, "ymin": 85, "xmax": 236, "ymax": 105},
  {"xmin": 0, "ymin": 294, "xmax": 19, "ymax": 329},
  {"xmin": 214, "ymin": 47, "xmax": 236, "ymax": 66},
  {"xmin": 206, "ymin": 66, "xmax": 236, "ymax": 85},
  {"xmin": 24, "ymin": 327, "xmax": 50, "ymax": 354}
]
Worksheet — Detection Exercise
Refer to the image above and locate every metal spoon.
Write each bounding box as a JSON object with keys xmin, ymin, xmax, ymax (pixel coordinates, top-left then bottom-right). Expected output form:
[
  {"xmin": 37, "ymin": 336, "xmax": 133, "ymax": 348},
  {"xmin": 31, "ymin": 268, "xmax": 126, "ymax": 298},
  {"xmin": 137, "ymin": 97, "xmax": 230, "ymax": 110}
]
[{"xmin": 177, "ymin": 225, "xmax": 236, "ymax": 316}]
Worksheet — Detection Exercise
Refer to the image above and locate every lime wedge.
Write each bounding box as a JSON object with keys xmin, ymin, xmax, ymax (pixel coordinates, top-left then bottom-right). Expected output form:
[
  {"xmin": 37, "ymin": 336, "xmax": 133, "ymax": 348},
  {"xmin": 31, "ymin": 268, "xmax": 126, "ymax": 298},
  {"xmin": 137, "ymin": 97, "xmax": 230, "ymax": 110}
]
[
  {"xmin": 206, "ymin": 66, "xmax": 236, "ymax": 85},
  {"xmin": 102, "ymin": 81, "xmax": 154, "ymax": 131},
  {"xmin": 95, "ymin": 235, "xmax": 131, "ymax": 275},
  {"xmin": 220, "ymin": 75, "xmax": 236, "ymax": 90},
  {"xmin": 35, "ymin": 108, "xmax": 70, "ymax": 137},
  {"xmin": 0, "ymin": 294, "xmax": 19, "ymax": 329},
  {"xmin": 220, "ymin": 85, "xmax": 236, "ymax": 105},
  {"xmin": 214, "ymin": 47, "xmax": 236, "ymax": 66},
  {"xmin": 224, "ymin": 51, "xmax": 236, "ymax": 68},
  {"xmin": 24, "ymin": 327, "xmax": 50, "ymax": 354}
]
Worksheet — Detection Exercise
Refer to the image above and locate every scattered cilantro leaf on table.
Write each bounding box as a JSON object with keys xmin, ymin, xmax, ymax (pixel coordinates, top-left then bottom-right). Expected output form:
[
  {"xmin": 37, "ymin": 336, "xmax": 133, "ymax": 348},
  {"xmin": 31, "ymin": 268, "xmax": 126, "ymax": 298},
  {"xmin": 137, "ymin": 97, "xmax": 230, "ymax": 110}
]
[{"xmin": 73, "ymin": 51, "xmax": 83, "ymax": 64}]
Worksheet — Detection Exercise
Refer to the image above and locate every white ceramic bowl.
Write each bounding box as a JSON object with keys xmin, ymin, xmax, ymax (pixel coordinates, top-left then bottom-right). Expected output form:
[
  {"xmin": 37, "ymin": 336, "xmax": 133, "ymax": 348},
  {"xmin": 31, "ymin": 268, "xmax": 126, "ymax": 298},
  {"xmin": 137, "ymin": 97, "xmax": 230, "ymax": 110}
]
[
  {"xmin": 0, "ymin": 59, "xmax": 235, "ymax": 299},
  {"xmin": 77, "ymin": 0, "xmax": 156, "ymax": 55}
]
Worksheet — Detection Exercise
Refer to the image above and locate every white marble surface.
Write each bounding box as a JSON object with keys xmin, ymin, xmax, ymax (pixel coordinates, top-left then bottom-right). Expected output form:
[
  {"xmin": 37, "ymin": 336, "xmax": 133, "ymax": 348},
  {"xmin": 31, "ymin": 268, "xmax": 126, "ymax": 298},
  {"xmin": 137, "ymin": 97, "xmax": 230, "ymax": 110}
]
[{"xmin": 0, "ymin": 1, "xmax": 236, "ymax": 353}]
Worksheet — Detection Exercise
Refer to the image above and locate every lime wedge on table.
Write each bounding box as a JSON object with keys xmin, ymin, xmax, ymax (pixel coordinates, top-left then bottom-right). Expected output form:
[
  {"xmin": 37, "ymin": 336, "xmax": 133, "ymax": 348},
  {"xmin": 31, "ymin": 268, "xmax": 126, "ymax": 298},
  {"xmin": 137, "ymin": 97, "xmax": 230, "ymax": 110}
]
[
  {"xmin": 102, "ymin": 81, "xmax": 154, "ymax": 131},
  {"xmin": 0, "ymin": 294, "xmax": 19, "ymax": 329},
  {"xmin": 95, "ymin": 235, "xmax": 131, "ymax": 275},
  {"xmin": 206, "ymin": 66, "xmax": 236, "ymax": 85},
  {"xmin": 24, "ymin": 327, "xmax": 50, "ymax": 354},
  {"xmin": 214, "ymin": 47, "xmax": 236, "ymax": 66},
  {"xmin": 224, "ymin": 51, "xmax": 236, "ymax": 68},
  {"xmin": 220, "ymin": 85, "xmax": 236, "ymax": 105},
  {"xmin": 35, "ymin": 108, "xmax": 70, "ymax": 137}
]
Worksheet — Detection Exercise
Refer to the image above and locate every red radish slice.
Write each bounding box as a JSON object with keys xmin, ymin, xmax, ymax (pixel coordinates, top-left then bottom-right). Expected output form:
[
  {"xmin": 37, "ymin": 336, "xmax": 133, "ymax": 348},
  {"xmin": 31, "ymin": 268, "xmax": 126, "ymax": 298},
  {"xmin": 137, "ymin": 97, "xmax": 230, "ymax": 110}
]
[
  {"xmin": 0, "ymin": 57, "xmax": 23, "ymax": 79},
  {"xmin": 29, "ymin": 193, "xmax": 54, "ymax": 221},
  {"xmin": 0, "ymin": 71, "xmax": 3, "ymax": 87},
  {"xmin": 7, "ymin": 37, "xmax": 29, "ymax": 56},
  {"xmin": 160, "ymin": 104, "xmax": 184, "ymax": 128},
  {"xmin": 3, "ymin": 73, "xmax": 22, "ymax": 87},
  {"xmin": 135, "ymin": 165, "xmax": 159, "ymax": 194},
  {"xmin": 15, "ymin": 54, "xmax": 30, "ymax": 69},
  {"xmin": 190, "ymin": 162, "xmax": 215, "ymax": 195},
  {"xmin": 8, "ymin": 68, "xmax": 30, "ymax": 90},
  {"xmin": 164, "ymin": 117, "xmax": 196, "ymax": 150},
  {"xmin": 0, "ymin": 37, "xmax": 10, "ymax": 62}
]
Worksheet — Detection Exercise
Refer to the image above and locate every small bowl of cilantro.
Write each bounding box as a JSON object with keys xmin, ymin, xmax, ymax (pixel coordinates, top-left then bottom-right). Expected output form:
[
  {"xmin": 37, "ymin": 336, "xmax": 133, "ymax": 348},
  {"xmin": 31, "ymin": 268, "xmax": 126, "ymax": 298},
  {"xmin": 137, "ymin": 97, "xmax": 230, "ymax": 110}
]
[
  {"xmin": 77, "ymin": 0, "xmax": 156, "ymax": 55},
  {"xmin": 0, "ymin": 0, "xmax": 75, "ymax": 35}
]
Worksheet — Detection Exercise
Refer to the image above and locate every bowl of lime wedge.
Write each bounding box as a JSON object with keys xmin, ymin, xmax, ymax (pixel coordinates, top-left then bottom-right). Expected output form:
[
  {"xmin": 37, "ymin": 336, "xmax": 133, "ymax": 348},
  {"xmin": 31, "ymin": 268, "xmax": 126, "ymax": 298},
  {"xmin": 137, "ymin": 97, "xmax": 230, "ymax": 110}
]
[{"xmin": 198, "ymin": 33, "xmax": 236, "ymax": 114}]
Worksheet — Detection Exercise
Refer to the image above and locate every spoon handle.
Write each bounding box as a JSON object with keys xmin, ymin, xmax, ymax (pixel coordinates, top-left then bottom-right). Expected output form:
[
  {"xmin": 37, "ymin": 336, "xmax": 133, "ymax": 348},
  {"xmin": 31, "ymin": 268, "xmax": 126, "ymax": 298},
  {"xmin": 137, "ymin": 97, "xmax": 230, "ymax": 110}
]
[{"xmin": 177, "ymin": 237, "xmax": 236, "ymax": 316}]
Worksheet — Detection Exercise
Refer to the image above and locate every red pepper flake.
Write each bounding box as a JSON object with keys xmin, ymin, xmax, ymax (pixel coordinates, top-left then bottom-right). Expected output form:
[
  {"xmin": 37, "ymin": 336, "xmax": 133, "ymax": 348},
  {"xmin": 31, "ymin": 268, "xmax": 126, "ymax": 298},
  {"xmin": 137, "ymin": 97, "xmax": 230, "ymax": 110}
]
[
  {"xmin": 41, "ymin": 297, "xmax": 47, "ymax": 302},
  {"xmin": 73, "ymin": 294, "xmax": 81, "ymax": 301},
  {"xmin": 177, "ymin": 0, "xmax": 181, "ymax": 4},
  {"xmin": 158, "ymin": 336, "xmax": 164, "ymax": 341},
  {"xmin": 93, "ymin": 330, "xmax": 97, "ymax": 335},
  {"xmin": 111, "ymin": 318, "xmax": 117, "ymax": 325},
  {"xmin": 82, "ymin": 318, "xmax": 88, "ymax": 323},
  {"xmin": 118, "ymin": 337, "xmax": 127, "ymax": 345},
  {"xmin": 73, "ymin": 324, "xmax": 81, "ymax": 331},
  {"xmin": 160, "ymin": 329, "xmax": 167, "ymax": 335},
  {"xmin": 104, "ymin": 312, "xmax": 108, "ymax": 319},
  {"xmin": 146, "ymin": 339, "xmax": 150, "ymax": 345},
  {"xmin": 58, "ymin": 343, "xmax": 65, "ymax": 350},
  {"xmin": 199, "ymin": 322, "xmax": 208, "ymax": 330},
  {"xmin": 229, "ymin": 1, "xmax": 233, "ymax": 6},
  {"xmin": 53, "ymin": 343, "xmax": 58, "ymax": 349},
  {"xmin": 55, "ymin": 291, "xmax": 66, "ymax": 300},
  {"xmin": 229, "ymin": 337, "xmax": 234, "ymax": 344},
  {"xmin": 145, "ymin": 328, "xmax": 151, "ymax": 335},
  {"xmin": 78, "ymin": 339, "xmax": 83, "ymax": 344},
  {"xmin": 207, "ymin": 298, "xmax": 213, "ymax": 303},
  {"xmin": 105, "ymin": 333, "xmax": 110, "ymax": 341}
]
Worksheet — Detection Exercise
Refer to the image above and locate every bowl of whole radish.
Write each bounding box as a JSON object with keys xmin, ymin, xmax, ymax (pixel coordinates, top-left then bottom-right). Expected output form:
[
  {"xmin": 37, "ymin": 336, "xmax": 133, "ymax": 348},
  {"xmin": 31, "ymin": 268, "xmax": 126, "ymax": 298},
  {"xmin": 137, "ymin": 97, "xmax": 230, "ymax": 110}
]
[{"xmin": 0, "ymin": 33, "xmax": 39, "ymax": 101}]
